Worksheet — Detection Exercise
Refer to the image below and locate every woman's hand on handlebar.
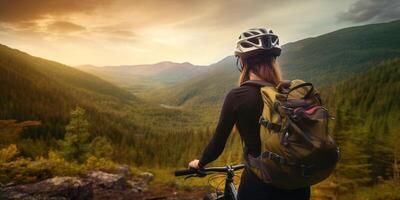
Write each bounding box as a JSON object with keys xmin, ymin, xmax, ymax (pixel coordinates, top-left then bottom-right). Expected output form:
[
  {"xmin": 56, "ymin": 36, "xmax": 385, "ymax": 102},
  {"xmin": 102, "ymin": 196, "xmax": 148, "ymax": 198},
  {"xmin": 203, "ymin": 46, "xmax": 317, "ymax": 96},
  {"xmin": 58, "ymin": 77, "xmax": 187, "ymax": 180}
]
[{"xmin": 188, "ymin": 159, "xmax": 201, "ymax": 169}]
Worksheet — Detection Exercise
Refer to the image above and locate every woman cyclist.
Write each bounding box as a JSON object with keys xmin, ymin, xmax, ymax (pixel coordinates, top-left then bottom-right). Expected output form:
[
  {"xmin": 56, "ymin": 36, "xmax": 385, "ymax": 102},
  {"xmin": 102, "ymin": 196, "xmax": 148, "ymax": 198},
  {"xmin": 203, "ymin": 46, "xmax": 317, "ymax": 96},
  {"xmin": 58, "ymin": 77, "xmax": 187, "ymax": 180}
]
[{"xmin": 187, "ymin": 28, "xmax": 310, "ymax": 200}]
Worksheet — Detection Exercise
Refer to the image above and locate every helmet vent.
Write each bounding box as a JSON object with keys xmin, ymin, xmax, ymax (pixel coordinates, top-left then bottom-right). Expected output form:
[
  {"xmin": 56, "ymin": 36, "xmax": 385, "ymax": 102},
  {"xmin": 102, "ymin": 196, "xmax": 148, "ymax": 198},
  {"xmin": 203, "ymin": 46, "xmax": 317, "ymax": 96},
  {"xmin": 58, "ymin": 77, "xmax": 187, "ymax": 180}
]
[
  {"xmin": 248, "ymin": 38, "xmax": 259, "ymax": 45},
  {"xmin": 243, "ymin": 32, "xmax": 252, "ymax": 37},
  {"xmin": 270, "ymin": 35, "xmax": 279, "ymax": 45},
  {"xmin": 240, "ymin": 42, "xmax": 252, "ymax": 48}
]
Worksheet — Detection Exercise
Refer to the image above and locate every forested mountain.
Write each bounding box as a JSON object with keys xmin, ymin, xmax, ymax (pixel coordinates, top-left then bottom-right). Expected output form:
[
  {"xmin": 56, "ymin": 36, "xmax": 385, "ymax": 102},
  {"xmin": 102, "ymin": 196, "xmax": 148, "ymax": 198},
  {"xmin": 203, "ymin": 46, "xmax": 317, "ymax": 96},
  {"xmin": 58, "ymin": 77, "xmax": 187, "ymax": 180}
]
[
  {"xmin": 2, "ymin": 46, "xmax": 135, "ymax": 101},
  {"xmin": 0, "ymin": 44, "xmax": 142, "ymax": 146},
  {"xmin": 280, "ymin": 20, "xmax": 400, "ymax": 84},
  {"xmin": 0, "ymin": 44, "xmax": 199, "ymax": 161},
  {"xmin": 313, "ymin": 59, "xmax": 400, "ymax": 199}
]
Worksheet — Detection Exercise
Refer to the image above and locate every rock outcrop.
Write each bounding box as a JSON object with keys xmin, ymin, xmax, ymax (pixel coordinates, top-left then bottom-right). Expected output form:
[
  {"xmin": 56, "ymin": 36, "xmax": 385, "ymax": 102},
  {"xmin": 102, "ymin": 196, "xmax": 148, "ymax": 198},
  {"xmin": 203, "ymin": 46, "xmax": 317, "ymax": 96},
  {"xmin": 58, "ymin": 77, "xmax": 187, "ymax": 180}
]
[
  {"xmin": 140, "ymin": 172, "xmax": 154, "ymax": 184},
  {"xmin": 0, "ymin": 169, "xmax": 202, "ymax": 200},
  {"xmin": 0, "ymin": 170, "xmax": 147, "ymax": 200},
  {"xmin": 86, "ymin": 171, "xmax": 126, "ymax": 190},
  {"xmin": 0, "ymin": 176, "xmax": 92, "ymax": 200},
  {"xmin": 116, "ymin": 164, "xmax": 132, "ymax": 179}
]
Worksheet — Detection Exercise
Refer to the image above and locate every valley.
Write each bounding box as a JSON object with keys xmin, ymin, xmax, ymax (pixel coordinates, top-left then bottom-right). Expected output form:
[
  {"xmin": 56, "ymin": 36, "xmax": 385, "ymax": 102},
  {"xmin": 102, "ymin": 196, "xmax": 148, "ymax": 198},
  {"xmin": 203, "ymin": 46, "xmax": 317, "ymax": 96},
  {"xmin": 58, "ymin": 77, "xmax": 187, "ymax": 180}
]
[{"xmin": 0, "ymin": 20, "xmax": 399, "ymax": 200}]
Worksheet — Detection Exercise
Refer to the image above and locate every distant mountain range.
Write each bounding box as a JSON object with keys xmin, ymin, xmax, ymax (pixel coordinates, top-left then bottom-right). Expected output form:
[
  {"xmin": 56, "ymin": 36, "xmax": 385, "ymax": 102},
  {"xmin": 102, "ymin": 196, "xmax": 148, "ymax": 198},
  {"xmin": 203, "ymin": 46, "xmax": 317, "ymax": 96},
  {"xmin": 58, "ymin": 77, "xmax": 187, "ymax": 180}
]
[
  {"xmin": 77, "ymin": 61, "xmax": 211, "ymax": 95},
  {"xmin": 141, "ymin": 20, "xmax": 400, "ymax": 117}
]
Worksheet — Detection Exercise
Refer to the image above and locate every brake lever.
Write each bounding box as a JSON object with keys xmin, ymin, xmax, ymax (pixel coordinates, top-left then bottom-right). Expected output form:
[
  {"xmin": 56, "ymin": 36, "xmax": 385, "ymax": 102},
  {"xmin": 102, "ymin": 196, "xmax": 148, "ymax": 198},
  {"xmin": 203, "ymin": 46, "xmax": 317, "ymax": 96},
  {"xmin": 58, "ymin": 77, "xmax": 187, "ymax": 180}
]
[
  {"xmin": 184, "ymin": 169, "xmax": 207, "ymax": 180},
  {"xmin": 197, "ymin": 169, "xmax": 207, "ymax": 177}
]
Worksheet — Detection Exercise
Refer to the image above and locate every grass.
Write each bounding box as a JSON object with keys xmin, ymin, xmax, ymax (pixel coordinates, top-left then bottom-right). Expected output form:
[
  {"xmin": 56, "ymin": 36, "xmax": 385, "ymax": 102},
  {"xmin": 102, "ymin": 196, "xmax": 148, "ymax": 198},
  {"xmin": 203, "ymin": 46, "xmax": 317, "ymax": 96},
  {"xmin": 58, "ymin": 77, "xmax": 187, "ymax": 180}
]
[{"xmin": 353, "ymin": 180, "xmax": 400, "ymax": 200}]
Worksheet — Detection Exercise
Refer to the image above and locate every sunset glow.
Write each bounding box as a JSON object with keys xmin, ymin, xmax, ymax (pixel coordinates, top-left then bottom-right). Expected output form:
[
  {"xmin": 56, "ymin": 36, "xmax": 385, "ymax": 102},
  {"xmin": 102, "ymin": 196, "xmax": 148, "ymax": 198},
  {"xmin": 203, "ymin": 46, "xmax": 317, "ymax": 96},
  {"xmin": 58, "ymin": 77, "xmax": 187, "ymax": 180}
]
[{"xmin": 0, "ymin": 0, "xmax": 398, "ymax": 66}]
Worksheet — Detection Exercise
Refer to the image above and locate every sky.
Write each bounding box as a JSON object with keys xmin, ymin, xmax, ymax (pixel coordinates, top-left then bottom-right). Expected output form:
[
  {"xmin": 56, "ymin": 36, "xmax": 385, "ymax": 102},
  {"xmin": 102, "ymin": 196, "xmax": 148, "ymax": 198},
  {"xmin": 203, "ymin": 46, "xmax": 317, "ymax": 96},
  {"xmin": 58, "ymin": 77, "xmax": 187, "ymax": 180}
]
[{"xmin": 0, "ymin": 0, "xmax": 399, "ymax": 66}]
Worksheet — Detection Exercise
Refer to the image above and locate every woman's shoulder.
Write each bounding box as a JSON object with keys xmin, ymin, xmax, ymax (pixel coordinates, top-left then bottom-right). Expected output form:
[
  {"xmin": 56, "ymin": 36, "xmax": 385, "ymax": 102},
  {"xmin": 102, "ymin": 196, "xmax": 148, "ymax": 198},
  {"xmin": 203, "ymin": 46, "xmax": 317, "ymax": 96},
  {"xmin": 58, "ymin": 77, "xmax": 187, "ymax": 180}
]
[{"xmin": 226, "ymin": 84, "xmax": 260, "ymax": 98}]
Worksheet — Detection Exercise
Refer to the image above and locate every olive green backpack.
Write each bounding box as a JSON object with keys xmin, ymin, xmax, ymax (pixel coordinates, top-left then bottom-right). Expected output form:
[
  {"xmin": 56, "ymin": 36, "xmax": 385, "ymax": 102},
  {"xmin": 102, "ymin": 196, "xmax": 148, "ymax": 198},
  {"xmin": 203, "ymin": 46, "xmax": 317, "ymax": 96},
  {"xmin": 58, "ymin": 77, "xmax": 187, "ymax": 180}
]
[{"xmin": 243, "ymin": 79, "xmax": 340, "ymax": 189}]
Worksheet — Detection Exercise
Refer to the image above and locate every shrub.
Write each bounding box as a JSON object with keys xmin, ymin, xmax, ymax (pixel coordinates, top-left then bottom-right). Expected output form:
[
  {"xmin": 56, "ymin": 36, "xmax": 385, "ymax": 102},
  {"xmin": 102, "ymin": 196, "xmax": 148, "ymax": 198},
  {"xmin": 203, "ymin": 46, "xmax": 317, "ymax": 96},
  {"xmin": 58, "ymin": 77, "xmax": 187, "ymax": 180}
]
[
  {"xmin": 32, "ymin": 151, "xmax": 81, "ymax": 177},
  {"xmin": 90, "ymin": 136, "xmax": 114, "ymax": 158},
  {"xmin": 0, "ymin": 144, "xmax": 18, "ymax": 163},
  {"xmin": 0, "ymin": 151, "xmax": 81, "ymax": 184},
  {"xmin": 84, "ymin": 156, "xmax": 117, "ymax": 172}
]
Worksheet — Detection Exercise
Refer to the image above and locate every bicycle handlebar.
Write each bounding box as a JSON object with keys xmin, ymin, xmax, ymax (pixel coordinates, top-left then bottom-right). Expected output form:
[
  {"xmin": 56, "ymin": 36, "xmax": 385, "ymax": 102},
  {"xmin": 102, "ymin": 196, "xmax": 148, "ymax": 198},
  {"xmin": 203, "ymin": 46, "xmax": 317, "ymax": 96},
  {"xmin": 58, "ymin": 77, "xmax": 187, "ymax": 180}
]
[
  {"xmin": 175, "ymin": 168, "xmax": 198, "ymax": 176},
  {"xmin": 174, "ymin": 164, "xmax": 245, "ymax": 177}
]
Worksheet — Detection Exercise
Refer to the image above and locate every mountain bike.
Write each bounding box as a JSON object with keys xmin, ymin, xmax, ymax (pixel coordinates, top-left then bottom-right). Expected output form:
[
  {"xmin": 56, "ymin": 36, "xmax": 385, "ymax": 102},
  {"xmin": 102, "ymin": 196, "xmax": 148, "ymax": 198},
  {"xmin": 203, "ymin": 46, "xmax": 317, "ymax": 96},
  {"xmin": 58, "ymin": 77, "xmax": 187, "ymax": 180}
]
[{"xmin": 175, "ymin": 164, "xmax": 245, "ymax": 200}]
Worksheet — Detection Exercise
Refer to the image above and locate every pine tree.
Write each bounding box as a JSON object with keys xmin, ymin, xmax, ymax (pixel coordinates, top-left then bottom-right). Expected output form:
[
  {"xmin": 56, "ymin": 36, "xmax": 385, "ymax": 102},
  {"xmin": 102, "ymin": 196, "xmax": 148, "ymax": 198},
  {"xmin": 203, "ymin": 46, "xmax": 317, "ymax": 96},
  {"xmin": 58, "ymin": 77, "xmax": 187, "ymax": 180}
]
[{"xmin": 59, "ymin": 107, "xmax": 90, "ymax": 163}]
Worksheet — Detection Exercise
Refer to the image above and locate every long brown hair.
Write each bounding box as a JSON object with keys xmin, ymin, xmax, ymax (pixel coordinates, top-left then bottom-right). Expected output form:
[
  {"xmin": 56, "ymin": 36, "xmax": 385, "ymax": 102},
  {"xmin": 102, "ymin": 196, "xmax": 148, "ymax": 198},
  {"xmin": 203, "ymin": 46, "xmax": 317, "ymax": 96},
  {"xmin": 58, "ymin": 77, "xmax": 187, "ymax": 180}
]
[{"xmin": 238, "ymin": 55, "xmax": 282, "ymax": 86}]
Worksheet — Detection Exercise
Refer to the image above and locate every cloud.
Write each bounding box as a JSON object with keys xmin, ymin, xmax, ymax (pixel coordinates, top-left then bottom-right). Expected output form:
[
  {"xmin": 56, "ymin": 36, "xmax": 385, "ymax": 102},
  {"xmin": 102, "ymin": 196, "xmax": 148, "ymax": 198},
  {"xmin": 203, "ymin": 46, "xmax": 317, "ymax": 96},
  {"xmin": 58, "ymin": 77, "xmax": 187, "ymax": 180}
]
[
  {"xmin": 47, "ymin": 21, "xmax": 86, "ymax": 33},
  {"xmin": 14, "ymin": 22, "xmax": 39, "ymax": 30},
  {"xmin": 0, "ymin": 0, "xmax": 108, "ymax": 23},
  {"xmin": 90, "ymin": 25, "xmax": 138, "ymax": 43},
  {"xmin": 106, "ymin": 30, "xmax": 137, "ymax": 42},
  {"xmin": 116, "ymin": 0, "xmax": 296, "ymax": 29},
  {"xmin": 93, "ymin": 25, "xmax": 137, "ymax": 38},
  {"xmin": 0, "ymin": 0, "xmax": 293, "ymax": 34},
  {"xmin": 0, "ymin": 0, "xmax": 375, "ymax": 66},
  {"xmin": 337, "ymin": 0, "xmax": 400, "ymax": 23}
]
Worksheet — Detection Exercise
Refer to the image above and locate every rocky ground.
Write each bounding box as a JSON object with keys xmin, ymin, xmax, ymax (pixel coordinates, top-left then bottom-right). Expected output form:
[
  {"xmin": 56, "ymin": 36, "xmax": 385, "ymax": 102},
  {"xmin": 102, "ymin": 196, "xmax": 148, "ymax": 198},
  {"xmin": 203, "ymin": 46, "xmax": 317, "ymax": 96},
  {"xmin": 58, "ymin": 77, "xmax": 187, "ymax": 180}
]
[{"xmin": 0, "ymin": 168, "xmax": 209, "ymax": 200}]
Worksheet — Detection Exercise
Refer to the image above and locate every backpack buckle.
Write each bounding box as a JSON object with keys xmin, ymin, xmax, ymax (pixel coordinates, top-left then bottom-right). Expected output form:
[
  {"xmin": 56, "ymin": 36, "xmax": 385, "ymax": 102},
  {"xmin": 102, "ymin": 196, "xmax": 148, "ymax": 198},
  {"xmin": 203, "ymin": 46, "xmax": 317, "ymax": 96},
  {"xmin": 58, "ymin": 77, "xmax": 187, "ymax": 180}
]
[
  {"xmin": 263, "ymin": 152, "xmax": 286, "ymax": 165},
  {"xmin": 259, "ymin": 116, "xmax": 267, "ymax": 127},
  {"xmin": 259, "ymin": 116, "xmax": 273, "ymax": 129},
  {"xmin": 259, "ymin": 116, "xmax": 282, "ymax": 132}
]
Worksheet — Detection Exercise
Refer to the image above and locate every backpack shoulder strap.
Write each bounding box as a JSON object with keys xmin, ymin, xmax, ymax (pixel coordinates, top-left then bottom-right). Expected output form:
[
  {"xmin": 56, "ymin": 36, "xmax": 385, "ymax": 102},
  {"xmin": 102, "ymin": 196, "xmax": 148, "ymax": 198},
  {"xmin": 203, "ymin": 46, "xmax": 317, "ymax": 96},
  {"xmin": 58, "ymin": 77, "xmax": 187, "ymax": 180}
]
[{"xmin": 241, "ymin": 80, "xmax": 275, "ymax": 87}]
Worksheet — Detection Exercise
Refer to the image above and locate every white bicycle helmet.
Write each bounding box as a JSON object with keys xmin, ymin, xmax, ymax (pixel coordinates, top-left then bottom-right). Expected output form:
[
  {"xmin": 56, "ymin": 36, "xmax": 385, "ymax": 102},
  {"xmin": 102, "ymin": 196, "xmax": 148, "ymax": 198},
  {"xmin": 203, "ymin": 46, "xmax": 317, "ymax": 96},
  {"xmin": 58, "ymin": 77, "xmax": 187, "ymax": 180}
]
[{"xmin": 234, "ymin": 27, "xmax": 281, "ymax": 59}]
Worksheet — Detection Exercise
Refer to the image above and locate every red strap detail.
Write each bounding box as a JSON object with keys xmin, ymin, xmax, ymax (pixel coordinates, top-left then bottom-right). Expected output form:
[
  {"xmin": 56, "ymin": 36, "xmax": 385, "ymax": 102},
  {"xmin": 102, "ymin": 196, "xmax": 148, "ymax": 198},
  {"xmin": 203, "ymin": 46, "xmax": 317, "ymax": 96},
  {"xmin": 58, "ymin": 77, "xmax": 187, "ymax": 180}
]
[
  {"xmin": 304, "ymin": 106, "xmax": 319, "ymax": 115},
  {"xmin": 294, "ymin": 106, "xmax": 320, "ymax": 115}
]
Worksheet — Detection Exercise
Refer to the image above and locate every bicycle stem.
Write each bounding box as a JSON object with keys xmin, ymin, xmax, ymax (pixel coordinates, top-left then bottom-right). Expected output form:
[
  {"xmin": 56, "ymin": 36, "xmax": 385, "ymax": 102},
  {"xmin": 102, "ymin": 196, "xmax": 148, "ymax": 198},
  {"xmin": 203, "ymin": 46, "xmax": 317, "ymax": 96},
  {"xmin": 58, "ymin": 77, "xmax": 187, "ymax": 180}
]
[{"xmin": 224, "ymin": 165, "xmax": 237, "ymax": 199}]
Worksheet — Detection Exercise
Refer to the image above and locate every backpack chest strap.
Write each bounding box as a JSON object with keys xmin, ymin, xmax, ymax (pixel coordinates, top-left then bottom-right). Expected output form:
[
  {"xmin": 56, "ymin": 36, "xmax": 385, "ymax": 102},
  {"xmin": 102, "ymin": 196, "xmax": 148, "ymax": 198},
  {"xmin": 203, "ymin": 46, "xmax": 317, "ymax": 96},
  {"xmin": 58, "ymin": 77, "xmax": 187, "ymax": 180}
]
[{"xmin": 259, "ymin": 116, "xmax": 281, "ymax": 132}]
